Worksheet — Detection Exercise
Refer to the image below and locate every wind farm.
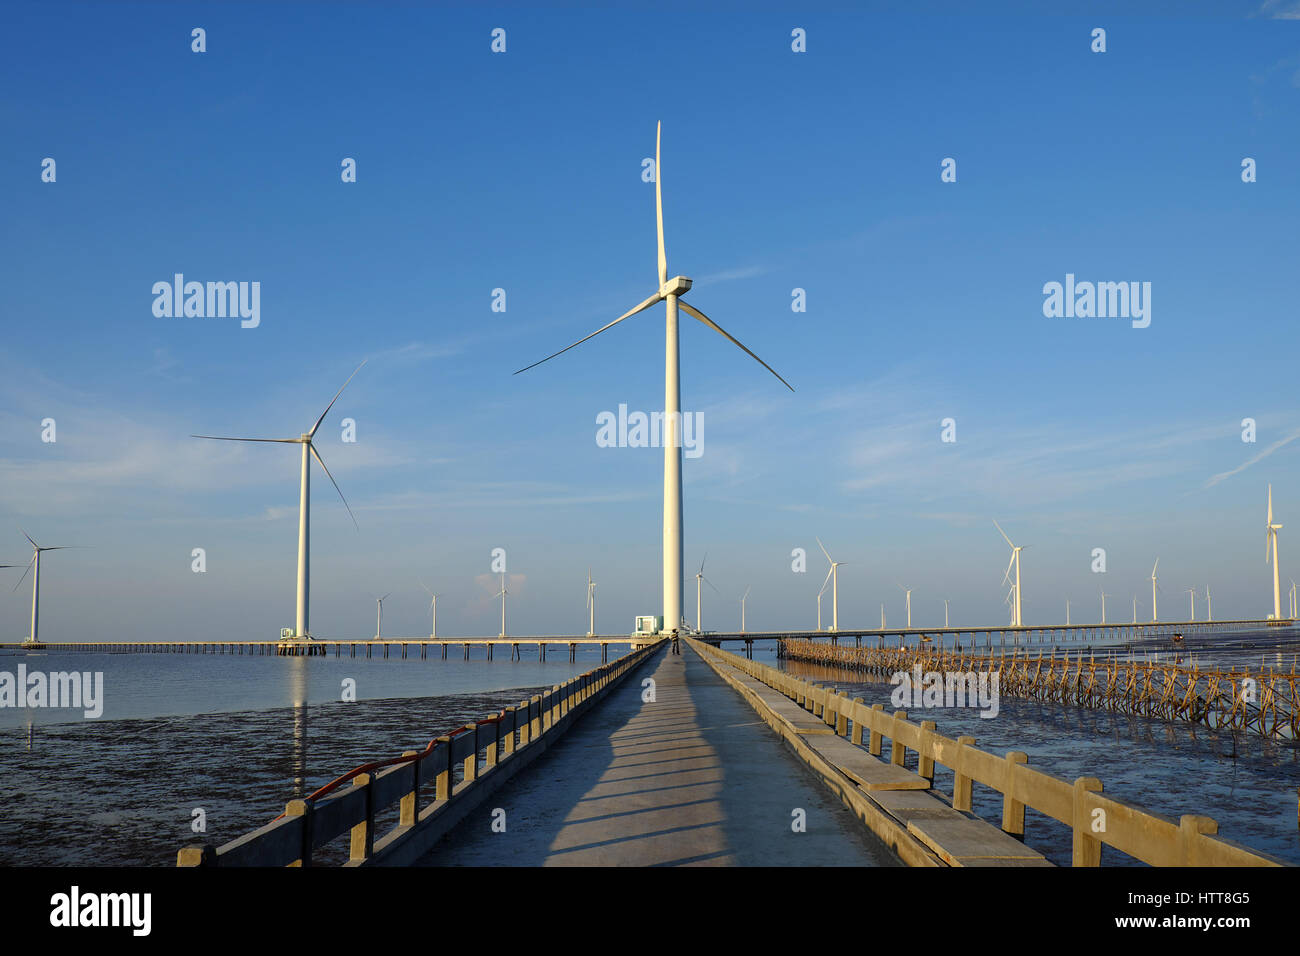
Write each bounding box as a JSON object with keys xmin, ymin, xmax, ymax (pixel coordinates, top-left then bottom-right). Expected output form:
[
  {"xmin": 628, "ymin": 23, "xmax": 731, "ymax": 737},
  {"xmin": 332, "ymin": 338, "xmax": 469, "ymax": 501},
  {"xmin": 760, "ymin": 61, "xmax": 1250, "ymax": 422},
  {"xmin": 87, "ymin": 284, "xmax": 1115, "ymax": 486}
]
[{"xmin": 7, "ymin": 6, "xmax": 1300, "ymax": 888}]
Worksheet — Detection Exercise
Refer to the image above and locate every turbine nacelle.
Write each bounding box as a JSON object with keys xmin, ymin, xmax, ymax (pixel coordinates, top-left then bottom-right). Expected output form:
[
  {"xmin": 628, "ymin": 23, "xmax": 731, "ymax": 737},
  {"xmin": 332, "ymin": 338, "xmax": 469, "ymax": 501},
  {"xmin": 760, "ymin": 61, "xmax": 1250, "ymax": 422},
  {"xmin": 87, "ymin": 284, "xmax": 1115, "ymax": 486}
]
[{"xmin": 661, "ymin": 275, "xmax": 692, "ymax": 298}]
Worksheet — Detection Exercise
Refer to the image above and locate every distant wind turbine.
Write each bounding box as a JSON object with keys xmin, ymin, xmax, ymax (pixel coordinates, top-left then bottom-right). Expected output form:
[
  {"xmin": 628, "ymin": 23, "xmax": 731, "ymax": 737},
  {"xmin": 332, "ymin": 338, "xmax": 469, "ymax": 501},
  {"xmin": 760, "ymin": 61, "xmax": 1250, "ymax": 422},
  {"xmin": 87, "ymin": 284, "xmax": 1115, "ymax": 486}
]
[
  {"xmin": 1289, "ymin": 579, "xmax": 1297, "ymax": 619},
  {"xmin": 419, "ymin": 580, "xmax": 439, "ymax": 638},
  {"xmin": 1065, "ymin": 597, "xmax": 1071, "ymax": 626},
  {"xmin": 587, "ymin": 572, "xmax": 597, "ymax": 637},
  {"xmin": 740, "ymin": 586, "xmax": 751, "ymax": 631},
  {"xmin": 496, "ymin": 573, "xmax": 508, "ymax": 638},
  {"xmin": 1132, "ymin": 595, "xmax": 1137, "ymax": 625},
  {"xmin": 1184, "ymin": 587, "xmax": 1196, "ymax": 622},
  {"xmin": 13, "ymin": 531, "xmax": 81, "ymax": 645},
  {"xmin": 193, "ymin": 361, "xmax": 364, "ymax": 640},
  {"xmin": 1150, "ymin": 559, "xmax": 1160, "ymax": 623},
  {"xmin": 373, "ymin": 592, "xmax": 391, "ymax": 639},
  {"xmin": 994, "ymin": 520, "xmax": 1024, "ymax": 627},
  {"xmin": 897, "ymin": 585, "xmax": 913, "ymax": 628},
  {"xmin": 1099, "ymin": 587, "xmax": 1111, "ymax": 625},
  {"xmin": 513, "ymin": 123, "xmax": 793, "ymax": 636},
  {"xmin": 1206, "ymin": 585, "xmax": 1212, "ymax": 622},
  {"xmin": 817, "ymin": 538, "xmax": 845, "ymax": 632},
  {"xmin": 695, "ymin": 554, "xmax": 718, "ymax": 633},
  {"xmin": 943, "ymin": 598, "xmax": 950, "ymax": 629},
  {"xmin": 1267, "ymin": 484, "xmax": 1283, "ymax": 620}
]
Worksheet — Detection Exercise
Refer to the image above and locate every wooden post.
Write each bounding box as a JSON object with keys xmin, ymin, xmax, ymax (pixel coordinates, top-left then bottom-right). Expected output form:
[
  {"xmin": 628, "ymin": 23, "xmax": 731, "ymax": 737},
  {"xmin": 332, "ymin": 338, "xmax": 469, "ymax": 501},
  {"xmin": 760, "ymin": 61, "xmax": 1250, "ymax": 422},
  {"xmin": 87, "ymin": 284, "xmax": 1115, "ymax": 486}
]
[
  {"xmin": 1001, "ymin": 751, "xmax": 1028, "ymax": 837},
  {"xmin": 176, "ymin": 844, "xmax": 215, "ymax": 867},
  {"xmin": 434, "ymin": 737, "xmax": 452, "ymax": 800},
  {"xmin": 952, "ymin": 735, "xmax": 977, "ymax": 811},
  {"xmin": 890, "ymin": 711, "xmax": 909, "ymax": 766},
  {"xmin": 462, "ymin": 724, "xmax": 478, "ymax": 782},
  {"xmin": 399, "ymin": 751, "xmax": 419, "ymax": 827},
  {"xmin": 530, "ymin": 694, "xmax": 543, "ymax": 740},
  {"xmin": 284, "ymin": 798, "xmax": 314, "ymax": 866},
  {"xmin": 850, "ymin": 697, "xmax": 865, "ymax": 744},
  {"xmin": 502, "ymin": 706, "xmax": 517, "ymax": 757},
  {"xmin": 835, "ymin": 692, "xmax": 849, "ymax": 736},
  {"xmin": 1071, "ymin": 777, "xmax": 1104, "ymax": 866},
  {"xmin": 918, "ymin": 720, "xmax": 937, "ymax": 782},
  {"xmin": 868, "ymin": 703, "xmax": 885, "ymax": 756},
  {"xmin": 1178, "ymin": 815, "xmax": 1218, "ymax": 865},
  {"xmin": 349, "ymin": 773, "xmax": 374, "ymax": 862}
]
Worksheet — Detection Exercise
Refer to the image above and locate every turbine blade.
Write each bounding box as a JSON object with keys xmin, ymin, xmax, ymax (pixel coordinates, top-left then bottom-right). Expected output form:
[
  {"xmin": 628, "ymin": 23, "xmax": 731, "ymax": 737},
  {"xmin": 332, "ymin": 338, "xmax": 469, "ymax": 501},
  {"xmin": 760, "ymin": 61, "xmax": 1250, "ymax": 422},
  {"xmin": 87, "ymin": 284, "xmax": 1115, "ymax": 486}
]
[
  {"xmin": 678, "ymin": 300, "xmax": 794, "ymax": 391},
  {"xmin": 310, "ymin": 360, "xmax": 367, "ymax": 439},
  {"xmin": 192, "ymin": 435, "xmax": 299, "ymax": 443},
  {"xmin": 514, "ymin": 292, "xmax": 664, "ymax": 375},
  {"xmin": 818, "ymin": 566, "xmax": 833, "ymax": 596},
  {"xmin": 309, "ymin": 443, "xmax": 358, "ymax": 530},
  {"xmin": 815, "ymin": 536, "xmax": 832, "ymax": 563},
  {"xmin": 1152, "ymin": 558, "xmax": 1159, "ymax": 577},
  {"xmin": 19, "ymin": 528, "xmax": 37, "ymax": 549},
  {"xmin": 993, "ymin": 519, "xmax": 1014, "ymax": 548},
  {"xmin": 699, "ymin": 551, "xmax": 708, "ymax": 575},
  {"xmin": 1002, "ymin": 552, "xmax": 1015, "ymax": 586},
  {"xmin": 12, "ymin": 556, "xmax": 34, "ymax": 593},
  {"xmin": 656, "ymin": 121, "xmax": 667, "ymax": 288},
  {"xmin": 703, "ymin": 575, "xmax": 720, "ymax": 594}
]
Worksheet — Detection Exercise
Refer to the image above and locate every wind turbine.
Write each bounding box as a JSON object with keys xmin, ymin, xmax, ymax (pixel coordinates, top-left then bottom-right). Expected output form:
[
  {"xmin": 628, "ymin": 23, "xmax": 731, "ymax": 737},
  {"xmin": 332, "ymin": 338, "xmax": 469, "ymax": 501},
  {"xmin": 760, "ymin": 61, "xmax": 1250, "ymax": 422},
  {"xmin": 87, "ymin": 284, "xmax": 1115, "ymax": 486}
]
[
  {"xmin": 1150, "ymin": 558, "xmax": 1160, "ymax": 623},
  {"xmin": 1290, "ymin": 579, "xmax": 1297, "ymax": 619},
  {"xmin": 586, "ymin": 572, "xmax": 597, "ymax": 636},
  {"xmin": 1065, "ymin": 597, "xmax": 1071, "ymax": 626},
  {"xmin": 994, "ymin": 520, "xmax": 1024, "ymax": 627},
  {"xmin": 1099, "ymin": 587, "xmax": 1110, "ymax": 624},
  {"xmin": 816, "ymin": 538, "xmax": 844, "ymax": 632},
  {"xmin": 897, "ymin": 585, "xmax": 913, "ymax": 628},
  {"xmin": 12, "ymin": 532, "xmax": 79, "ymax": 645},
  {"xmin": 373, "ymin": 592, "xmax": 391, "ymax": 639},
  {"xmin": 1267, "ymin": 484, "xmax": 1283, "ymax": 620},
  {"xmin": 513, "ymin": 124, "xmax": 793, "ymax": 636},
  {"xmin": 880, "ymin": 603, "xmax": 886, "ymax": 629},
  {"xmin": 419, "ymin": 580, "xmax": 439, "ymax": 638},
  {"xmin": 1206, "ymin": 585, "xmax": 1212, "ymax": 622},
  {"xmin": 816, "ymin": 577, "xmax": 829, "ymax": 631},
  {"xmin": 740, "ymin": 586, "xmax": 751, "ymax": 631},
  {"xmin": 1132, "ymin": 595, "xmax": 1137, "ymax": 625},
  {"xmin": 193, "ymin": 361, "xmax": 364, "ymax": 640},
  {"xmin": 496, "ymin": 573, "xmax": 508, "ymax": 638},
  {"xmin": 694, "ymin": 554, "xmax": 718, "ymax": 633},
  {"xmin": 1184, "ymin": 587, "xmax": 1196, "ymax": 622},
  {"xmin": 943, "ymin": 598, "xmax": 950, "ymax": 629}
]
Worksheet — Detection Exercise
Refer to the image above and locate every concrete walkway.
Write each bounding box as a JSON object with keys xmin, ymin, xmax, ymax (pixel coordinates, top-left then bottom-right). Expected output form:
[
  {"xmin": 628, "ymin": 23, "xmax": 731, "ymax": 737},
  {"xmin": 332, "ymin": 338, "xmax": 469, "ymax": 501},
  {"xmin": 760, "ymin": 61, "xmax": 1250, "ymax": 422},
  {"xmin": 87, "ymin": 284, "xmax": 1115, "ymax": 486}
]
[{"xmin": 417, "ymin": 644, "xmax": 898, "ymax": 866}]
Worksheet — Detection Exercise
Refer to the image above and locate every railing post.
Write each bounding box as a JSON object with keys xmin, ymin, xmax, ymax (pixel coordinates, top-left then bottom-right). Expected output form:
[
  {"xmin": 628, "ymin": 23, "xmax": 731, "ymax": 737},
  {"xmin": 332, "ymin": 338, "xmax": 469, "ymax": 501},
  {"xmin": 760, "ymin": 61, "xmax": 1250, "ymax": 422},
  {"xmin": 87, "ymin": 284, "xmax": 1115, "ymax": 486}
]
[
  {"xmin": 917, "ymin": 720, "xmax": 937, "ymax": 782},
  {"xmin": 1178, "ymin": 815, "xmax": 1218, "ymax": 865},
  {"xmin": 1071, "ymin": 777, "xmax": 1104, "ymax": 866},
  {"xmin": 349, "ymin": 773, "xmax": 374, "ymax": 863},
  {"xmin": 484, "ymin": 722, "xmax": 498, "ymax": 769},
  {"xmin": 890, "ymin": 711, "xmax": 909, "ymax": 766},
  {"xmin": 434, "ymin": 737, "xmax": 452, "ymax": 800},
  {"xmin": 399, "ymin": 750, "xmax": 419, "ymax": 827},
  {"xmin": 1001, "ymin": 751, "xmax": 1028, "ymax": 837},
  {"xmin": 835, "ymin": 692, "xmax": 849, "ymax": 736},
  {"xmin": 502, "ymin": 707, "xmax": 517, "ymax": 757},
  {"xmin": 868, "ymin": 703, "xmax": 885, "ymax": 756},
  {"xmin": 530, "ymin": 694, "xmax": 543, "ymax": 740},
  {"xmin": 176, "ymin": 844, "xmax": 215, "ymax": 867},
  {"xmin": 463, "ymin": 724, "xmax": 478, "ymax": 782},
  {"xmin": 850, "ymin": 697, "xmax": 865, "ymax": 744},
  {"xmin": 286, "ymin": 798, "xmax": 314, "ymax": 867},
  {"xmin": 952, "ymin": 735, "xmax": 977, "ymax": 811}
]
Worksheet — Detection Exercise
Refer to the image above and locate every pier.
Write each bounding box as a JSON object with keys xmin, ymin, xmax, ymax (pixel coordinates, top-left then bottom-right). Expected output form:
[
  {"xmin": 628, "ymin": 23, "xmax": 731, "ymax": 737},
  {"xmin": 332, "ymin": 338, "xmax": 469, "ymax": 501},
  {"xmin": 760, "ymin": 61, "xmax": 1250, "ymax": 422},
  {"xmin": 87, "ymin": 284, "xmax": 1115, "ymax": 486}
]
[{"xmin": 178, "ymin": 637, "xmax": 1289, "ymax": 868}]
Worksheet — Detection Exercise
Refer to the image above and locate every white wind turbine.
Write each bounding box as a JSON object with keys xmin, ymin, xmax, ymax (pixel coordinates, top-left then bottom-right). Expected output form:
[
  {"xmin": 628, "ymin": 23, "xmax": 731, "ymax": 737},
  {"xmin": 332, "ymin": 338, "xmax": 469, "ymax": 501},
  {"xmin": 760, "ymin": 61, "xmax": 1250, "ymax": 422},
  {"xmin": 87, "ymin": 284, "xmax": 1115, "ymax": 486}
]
[
  {"xmin": 994, "ymin": 520, "xmax": 1024, "ymax": 627},
  {"xmin": 1206, "ymin": 585, "xmax": 1212, "ymax": 622},
  {"xmin": 513, "ymin": 123, "xmax": 793, "ymax": 636},
  {"xmin": 943, "ymin": 598, "xmax": 950, "ymax": 629},
  {"xmin": 1099, "ymin": 587, "xmax": 1111, "ymax": 624},
  {"xmin": 13, "ymin": 531, "xmax": 81, "ymax": 645},
  {"xmin": 373, "ymin": 592, "xmax": 391, "ymax": 639},
  {"xmin": 1289, "ymin": 579, "xmax": 1297, "ymax": 619},
  {"xmin": 897, "ymin": 585, "xmax": 913, "ymax": 628},
  {"xmin": 1131, "ymin": 595, "xmax": 1137, "ymax": 625},
  {"xmin": 193, "ymin": 361, "xmax": 364, "ymax": 640},
  {"xmin": 816, "ymin": 538, "xmax": 845, "ymax": 632},
  {"xmin": 880, "ymin": 603, "xmax": 886, "ymax": 629},
  {"xmin": 694, "ymin": 554, "xmax": 719, "ymax": 633},
  {"xmin": 496, "ymin": 573, "xmax": 508, "ymax": 638},
  {"xmin": 419, "ymin": 580, "xmax": 439, "ymax": 638},
  {"xmin": 1065, "ymin": 597, "xmax": 1071, "ymax": 626},
  {"xmin": 1267, "ymin": 484, "xmax": 1283, "ymax": 620},
  {"xmin": 1150, "ymin": 558, "xmax": 1160, "ymax": 623},
  {"xmin": 740, "ymin": 586, "xmax": 751, "ymax": 631},
  {"xmin": 587, "ymin": 571, "xmax": 597, "ymax": 636},
  {"xmin": 816, "ymin": 576, "xmax": 829, "ymax": 631},
  {"xmin": 1184, "ymin": 587, "xmax": 1196, "ymax": 622}
]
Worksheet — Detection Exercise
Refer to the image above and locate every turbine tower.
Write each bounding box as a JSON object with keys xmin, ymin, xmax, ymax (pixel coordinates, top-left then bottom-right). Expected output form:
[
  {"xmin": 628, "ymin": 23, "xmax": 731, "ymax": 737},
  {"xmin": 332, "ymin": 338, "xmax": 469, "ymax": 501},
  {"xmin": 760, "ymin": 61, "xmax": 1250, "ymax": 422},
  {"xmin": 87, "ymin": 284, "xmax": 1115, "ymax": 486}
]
[
  {"xmin": 1099, "ymin": 587, "xmax": 1110, "ymax": 625},
  {"xmin": 513, "ymin": 124, "xmax": 792, "ymax": 636},
  {"xmin": 14, "ymin": 531, "xmax": 78, "ymax": 645},
  {"xmin": 373, "ymin": 592, "xmax": 390, "ymax": 639},
  {"xmin": 816, "ymin": 538, "xmax": 844, "ymax": 632},
  {"xmin": 943, "ymin": 598, "xmax": 950, "ymax": 629},
  {"xmin": 1150, "ymin": 559, "xmax": 1160, "ymax": 623},
  {"xmin": 1131, "ymin": 595, "xmax": 1137, "ymax": 625},
  {"xmin": 586, "ymin": 572, "xmax": 597, "ymax": 636},
  {"xmin": 1267, "ymin": 484, "xmax": 1283, "ymax": 620},
  {"xmin": 994, "ymin": 520, "xmax": 1023, "ymax": 627},
  {"xmin": 193, "ymin": 361, "xmax": 364, "ymax": 640},
  {"xmin": 419, "ymin": 580, "xmax": 439, "ymax": 638},
  {"xmin": 1206, "ymin": 585, "xmax": 1212, "ymax": 622},
  {"xmin": 1065, "ymin": 597, "xmax": 1071, "ymax": 626},
  {"xmin": 496, "ymin": 573, "xmax": 508, "ymax": 638},
  {"xmin": 897, "ymin": 585, "xmax": 913, "ymax": 628},
  {"xmin": 740, "ymin": 586, "xmax": 750, "ymax": 631},
  {"xmin": 1184, "ymin": 587, "xmax": 1195, "ymax": 622},
  {"xmin": 694, "ymin": 554, "xmax": 718, "ymax": 633}
]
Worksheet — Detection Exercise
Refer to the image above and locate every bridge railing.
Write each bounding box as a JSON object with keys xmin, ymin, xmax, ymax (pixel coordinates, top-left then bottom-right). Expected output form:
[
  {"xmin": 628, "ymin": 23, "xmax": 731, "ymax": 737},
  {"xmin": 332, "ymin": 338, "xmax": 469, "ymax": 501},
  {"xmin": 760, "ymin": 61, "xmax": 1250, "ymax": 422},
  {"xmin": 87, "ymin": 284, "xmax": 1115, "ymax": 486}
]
[
  {"xmin": 692, "ymin": 640, "xmax": 1285, "ymax": 867},
  {"xmin": 177, "ymin": 640, "xmax": 663, "ymax": 867}
]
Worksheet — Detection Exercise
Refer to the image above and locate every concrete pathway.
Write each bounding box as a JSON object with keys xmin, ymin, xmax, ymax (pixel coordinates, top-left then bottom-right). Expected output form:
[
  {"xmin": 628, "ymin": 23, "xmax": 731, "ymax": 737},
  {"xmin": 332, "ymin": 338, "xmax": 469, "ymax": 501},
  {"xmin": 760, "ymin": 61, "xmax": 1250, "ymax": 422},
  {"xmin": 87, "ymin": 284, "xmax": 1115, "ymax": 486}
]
[{"xmin": 417, "ymin": 644, "xmax": 898, "ymax": 866}]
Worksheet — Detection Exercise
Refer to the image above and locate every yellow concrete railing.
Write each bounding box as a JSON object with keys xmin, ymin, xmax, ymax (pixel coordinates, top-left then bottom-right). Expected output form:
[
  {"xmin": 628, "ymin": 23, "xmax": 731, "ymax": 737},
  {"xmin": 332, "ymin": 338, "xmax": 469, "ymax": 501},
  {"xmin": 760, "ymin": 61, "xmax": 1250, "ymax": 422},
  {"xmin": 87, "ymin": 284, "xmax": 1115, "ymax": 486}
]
[
  {"xmin": 176, "ymin": 640, "xmax": 664, "ymax": 867},
  {"xmin": 693, "ymin": 640, "xmax": 1286, "ymax": 867}
]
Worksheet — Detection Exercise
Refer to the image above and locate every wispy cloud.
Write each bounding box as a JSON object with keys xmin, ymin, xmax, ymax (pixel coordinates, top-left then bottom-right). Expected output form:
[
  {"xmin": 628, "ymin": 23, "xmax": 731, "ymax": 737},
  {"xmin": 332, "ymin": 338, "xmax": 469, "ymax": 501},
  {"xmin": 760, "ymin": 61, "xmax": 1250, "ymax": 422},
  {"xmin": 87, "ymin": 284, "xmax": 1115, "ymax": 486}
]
[{"xmin": 1205, "ymin": 428, "xmax": 1300, "ymax": 488}]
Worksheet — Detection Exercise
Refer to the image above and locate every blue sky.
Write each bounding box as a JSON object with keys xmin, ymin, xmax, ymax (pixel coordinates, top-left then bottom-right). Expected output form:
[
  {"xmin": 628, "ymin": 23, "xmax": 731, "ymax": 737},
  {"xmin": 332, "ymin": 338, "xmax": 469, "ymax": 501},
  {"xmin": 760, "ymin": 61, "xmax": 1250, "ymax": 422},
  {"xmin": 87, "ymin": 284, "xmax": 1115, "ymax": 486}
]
[{"xmin": 2, "ymin": 1, "xmax": 1300, "ymax": 641}]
